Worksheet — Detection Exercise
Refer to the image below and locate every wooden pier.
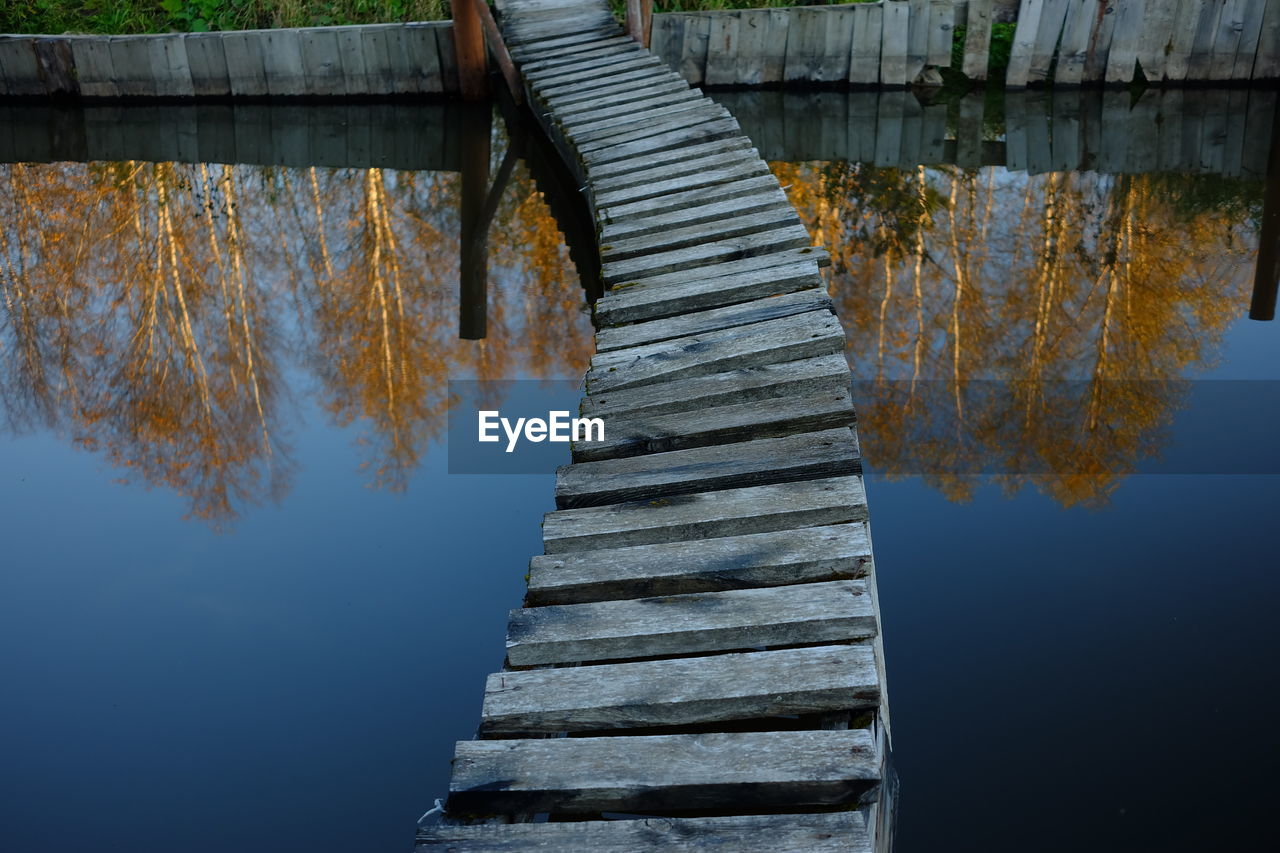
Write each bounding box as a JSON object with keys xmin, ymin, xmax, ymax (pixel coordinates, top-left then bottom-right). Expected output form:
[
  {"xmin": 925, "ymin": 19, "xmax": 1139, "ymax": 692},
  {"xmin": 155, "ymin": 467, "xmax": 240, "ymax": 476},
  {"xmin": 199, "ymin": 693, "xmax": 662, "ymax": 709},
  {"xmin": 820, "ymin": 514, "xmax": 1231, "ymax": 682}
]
[{"xmin": 417, "ymin": 1, "xmax": 891, "ymax": 850}]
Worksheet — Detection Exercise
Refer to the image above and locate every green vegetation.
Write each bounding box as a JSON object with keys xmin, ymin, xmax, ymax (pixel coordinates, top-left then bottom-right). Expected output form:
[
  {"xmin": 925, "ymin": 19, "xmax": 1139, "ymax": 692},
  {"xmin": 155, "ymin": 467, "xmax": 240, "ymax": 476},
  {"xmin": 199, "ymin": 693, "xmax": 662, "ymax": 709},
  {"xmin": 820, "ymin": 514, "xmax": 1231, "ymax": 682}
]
[
  {"xmin": 950, "ymin": 20, "xmax": 1016, "ymax": 80},
  {"xmin": 1, "ymin": 1, "xmax": 447, "ymax": 35}
]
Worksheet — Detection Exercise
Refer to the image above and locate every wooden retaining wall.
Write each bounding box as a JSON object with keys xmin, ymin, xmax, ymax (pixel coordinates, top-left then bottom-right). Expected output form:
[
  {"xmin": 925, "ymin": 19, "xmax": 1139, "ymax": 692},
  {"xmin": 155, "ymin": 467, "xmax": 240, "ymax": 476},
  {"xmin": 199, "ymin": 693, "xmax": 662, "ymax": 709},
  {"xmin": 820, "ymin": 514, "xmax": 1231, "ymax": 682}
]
[
  {"xmin": 651, "ymin": 0, "xmax": 1280, "ymax": 88},
  {"xmin": 716, "ymin": 86, "xmax": 1277, "ymax": 176},
  {"xmin": 0, "ymin": 23, "xmax": 458, "ymax": 99}
]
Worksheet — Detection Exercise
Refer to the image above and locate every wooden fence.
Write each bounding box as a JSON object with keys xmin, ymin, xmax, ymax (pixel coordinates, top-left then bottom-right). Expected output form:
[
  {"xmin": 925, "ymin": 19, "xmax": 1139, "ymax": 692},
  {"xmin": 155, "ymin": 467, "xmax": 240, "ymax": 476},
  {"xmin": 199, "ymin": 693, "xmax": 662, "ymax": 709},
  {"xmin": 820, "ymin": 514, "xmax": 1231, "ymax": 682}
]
[
  {"xmin": 651, "ymin": 0, "xmax": 1280, "ymax": 89},
  {"xmin": 0, "ymin": 23, "xmax": 458, "ymax": 99}
]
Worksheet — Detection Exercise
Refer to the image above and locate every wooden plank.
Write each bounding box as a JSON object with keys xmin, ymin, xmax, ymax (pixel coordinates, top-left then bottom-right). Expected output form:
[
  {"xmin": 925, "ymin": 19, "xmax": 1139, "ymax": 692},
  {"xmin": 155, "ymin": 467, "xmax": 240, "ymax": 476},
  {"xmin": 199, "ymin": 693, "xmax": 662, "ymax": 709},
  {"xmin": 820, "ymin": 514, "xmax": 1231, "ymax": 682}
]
[
  {"xmin": 681, "ymin": 12, "xmax": 712, "ymax": 86},
  {"xmin": 558, "ymin": 88, "xmax": 705, "ymax": 129},
  {"xmin": 221, "ymin": 32, "xmax": 269, "ymax": 97},
  {"xmin": 0, "ymin": 37, "xmax": 44, "ymax": 97},
  {"xmin": 257, "ymin": 29, "xmax": 305, "ymax": 97},
  {"xmin": 521, "ymin": 40, "xmax": 637, "ymax": 74},
  {"xmin": 1028, "ymin": 0, "xmax": 1071, "ymax": 83},
  {"xmin": 1166, "ymin": 0, "xmax": 1205, "ymax": 82},
  {"xmin": 1233, "ymin": 0, "xmax": 1267, "ymax": 79},
  {"xmin": 575, "ymin": 105, "xmax": 731, "ymax": 150},
  {"xmin": 599, "ymin": 175, "xmax": 782, "ymax": 225},
  {"xmin": 600, "ymin": 225, "xmax": 814, "ymax": 287},
  {"xmin": 1187, "ymin": 0, "xmax": 1225, "ymax": 81},
  {"xmin": 298, "ymin": 28, "xmax": 345, "ymax": 96},
  {"xmin": 107, "ymin": 37, "xmax": 156, "ymax": 98},
  {"xmin": 784, "ymin": 7, "xmax": 855, "ymax": 84},
  {"xmin": 595, "ymin": 289, "xmax": 831, "ymax": 353},
  {"xmin": 906, "ymin": 0, "xmax": 932, "ymax": 81},
  {"xmin": 527, "ymin": 521, "xmax": 870, "ymax": 605},
  {"xmin": 1055, "ymin": 0, "xmax": 1098, "ymax": 86},
  {"xmin": 32, "ymin": 37, "xmax": 77, "ymax": 98},
  {"xmin": 1082, "ymin": 0, "xmax": 1118, "ymax": 81},
  {"xmin": 1136, "ymin": 0, "xmax": 1178, "ymax": 81},
  {"xmin": 734, "ymin": 9, "xmax": 790, "ymax": 85},
  {"xmin": 333, "ymin": 27, "xmax": 369, "ymax": 94},
  {"xmin": 506, "ymin": 579, "xmax": 876, "ymax": 666},
  {"xmin": 580, "ymin": 353, "xmax": 851, "ymax": 420},
  {"xmin": 928, "ymin": 0, "xmax": 955, "ymax": 67},
  {"xmin": 70, "ymin": 38, "xmax": 119, "ymax": 99},
  {"xmin": 850, "ymin": 3, "xmax": 884, "ymax": 85},
  {"xmin": 143, "ymin": 34, "xmax": 193, "ymax": 98},
  {"xmin": 417, "ymin": 812, "xmax": 872, "ymax": 852},
  {"xmin": 705, "ymin": 11, "xmax": 742, "ymax": 87},
  {"xmin": 602, "ymin": 208, "xmax": 802, "ymax": 263},
  {"xmin": 592, "ymin": 146, "xmax": 759, "ymax": 194},
  {"xmin": 542, "ymin": 475, "xmax": 867, "ymax": 553},
  {"xmin": 595, "ymin": 160, "xmax": 772, "ymax": 210},
  {"xmin": 481, "ymin": 644, "xmax": 878, "ymax": 734},
  {"xmin": 587, "ymin": 309, "xmax": 843, "ymax": 392},
  {"xmin": 576, "ymin": 387, "xmax": 854, "ymax": 463},
  {"xmin": 595, "ymin": 253, "xmax": 827, "ymax": 325},
  {"xmin": 1005, "ymin": 0, "xmax": 1046, "ymax": 88},
  {"xmin": 881, "ymin": 1, "xmax": 911, "ymax": 86},
  {"xmin": 588, "ymin": 135, "xmax": 754, "ymax": 181},
  {"xmin": 582, "ymin": 118, "xmax": 744, "ymax": 169},
  {"xmin": 647, "ymin": 12, "xmax": 686, "ymax": 72},
  {"xmin": 182, "ymin": 33, "xmax": 229, "ymax": 98},
  {"xmin": 963, "ymin": 0, "xmax": 994, "ymax": 79},
  {"xmin": 447, "ymin": 729, "xmax": 879, "ymax": 814},
  {"xmin": 529, "ymin": 53, "xmax": 661, "ymax": 89},
  {"xmin": 602, "ymin": 190, "xmax": 789, "ymax": 243},
  {"xmin": 436, "ymin": 24, "xmax": 460, "ymax": 95},
  {"xmin": 1210, "ymin": 0, "xmax": 1246, "ymax": 81},
  {"xmin": 537, "ymin": 65, "xmax": 678, "ymax": 104},
  {"xmin": 1256, "ymin": 0, "xmax": 1280, "ymax": 79}
]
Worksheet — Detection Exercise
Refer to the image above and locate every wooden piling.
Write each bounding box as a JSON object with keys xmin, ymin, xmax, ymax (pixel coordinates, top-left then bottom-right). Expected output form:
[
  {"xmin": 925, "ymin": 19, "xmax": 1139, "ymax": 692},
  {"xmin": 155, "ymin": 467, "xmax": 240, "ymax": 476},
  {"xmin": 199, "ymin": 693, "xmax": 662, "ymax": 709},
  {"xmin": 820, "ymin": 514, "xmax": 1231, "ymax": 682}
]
[{"xmin": 451, "ymin": 0, "xmax": 489, "ymax": 99}]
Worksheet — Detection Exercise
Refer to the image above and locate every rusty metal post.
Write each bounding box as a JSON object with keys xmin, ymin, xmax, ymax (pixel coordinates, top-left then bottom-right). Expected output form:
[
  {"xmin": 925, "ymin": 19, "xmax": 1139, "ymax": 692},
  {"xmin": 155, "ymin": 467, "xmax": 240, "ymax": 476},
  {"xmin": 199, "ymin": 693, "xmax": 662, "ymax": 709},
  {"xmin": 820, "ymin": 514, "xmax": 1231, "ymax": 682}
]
[{"xmin": 451, "ymin": 0, "xmax": 489, "ymax": 100}]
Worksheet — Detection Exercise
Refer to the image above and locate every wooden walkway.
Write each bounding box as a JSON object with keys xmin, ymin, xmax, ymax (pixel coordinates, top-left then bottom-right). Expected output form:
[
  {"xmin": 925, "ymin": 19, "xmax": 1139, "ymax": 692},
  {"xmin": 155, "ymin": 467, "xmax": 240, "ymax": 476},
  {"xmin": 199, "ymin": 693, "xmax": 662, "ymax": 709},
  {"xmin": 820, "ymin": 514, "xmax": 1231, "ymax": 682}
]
[{"xmin": 417, "ymin": 1, "xmax": 890, "ymax": 849}]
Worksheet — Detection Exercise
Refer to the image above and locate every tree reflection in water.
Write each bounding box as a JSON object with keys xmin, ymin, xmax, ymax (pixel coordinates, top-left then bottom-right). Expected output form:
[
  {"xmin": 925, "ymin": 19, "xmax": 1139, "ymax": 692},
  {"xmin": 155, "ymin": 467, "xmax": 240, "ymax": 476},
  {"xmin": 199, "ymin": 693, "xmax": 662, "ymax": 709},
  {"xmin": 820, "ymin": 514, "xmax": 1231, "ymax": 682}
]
[
  {"xmin": 0, "ymin": 157, "xmax": 592, "ymax": 525},
  {"xmin": 776, "ymin": 161, "xmax": 1261, "ymax": 506}
]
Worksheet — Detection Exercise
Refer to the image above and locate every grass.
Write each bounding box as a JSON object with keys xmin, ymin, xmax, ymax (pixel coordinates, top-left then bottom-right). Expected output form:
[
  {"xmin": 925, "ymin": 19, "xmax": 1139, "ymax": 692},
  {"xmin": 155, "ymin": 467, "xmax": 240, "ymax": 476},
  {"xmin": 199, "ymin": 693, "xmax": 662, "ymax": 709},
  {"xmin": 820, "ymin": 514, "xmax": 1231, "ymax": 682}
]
[{"xmin": 1, "ymin": 1, "xmax": 448, "ymax": 35}]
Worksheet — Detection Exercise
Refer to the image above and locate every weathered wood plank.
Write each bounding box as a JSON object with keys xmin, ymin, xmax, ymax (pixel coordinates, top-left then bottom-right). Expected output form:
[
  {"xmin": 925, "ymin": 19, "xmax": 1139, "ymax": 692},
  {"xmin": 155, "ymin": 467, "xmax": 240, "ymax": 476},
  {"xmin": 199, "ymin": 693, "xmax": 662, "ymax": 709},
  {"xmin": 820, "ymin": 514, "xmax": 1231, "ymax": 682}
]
[
  {"xmin": 528, "ymin": 54, "xmax": 663, "ymax": 90},
  {"xmin": 221, "ymin": 32, "xmax": 269, "ymax": 97},
  {"xmin": 735, "ymin": 9, "xmax": 791, "ymax": 85},
  {"xmin": 582, "ymin": 117, "xmax": 743, "ymax": 168},
  {"xmin": 1054, "ymin": 0, "xmax": 1097, "ymax": 86},
  {"xmin": 597, "ymin": 172, "xmax": 777, "ymax": 222},
  {"xmin": 1006, "ymin": 0, "xmax": 1046, "ymax": 88},
  {"xmin": 1233, "ymin": 0, "xmax": 1269, "ymax": 79},
  {"xmin": 1255, "ymin": 0, "xmax": 1280, "ymax": 79},
  {"xmin": 601, "ymin": 189, "xmax": 789, "ymax": 243},
  {"xmin": 587, "ymin": 310, "xmax": 844, "ymax": 392},
  {"xmin": 1209, "ymin": 0, "xmax": 1246, "ymax": 81},
  {"xmin": 576, "ymin": 387, "xmax": 854, "ymax": 462},
  {"xmin": 928, "ymin": 0, "xmax": 955, "ymax": 67},
  {"xmin": 850, "ymin": 2, "xmax": 884, "ymax": 85},
  {"xmin": 594, "ymin": 253, "xmax": 827, "ymax": 325},
  {"xmin": 482, "ymin": 644, "xmax": 879, "ymax": 734},
  {"xmin": 447, "ymin": 728, "xmax": 879, "ymax": 814},
  {"xmin": 566, "ymin": 97, "xmax": 717, "ymax": 141},
  {"xmin": 1028, "ymin": 0, "xmax": 1071, "ymax": 83},
  {"xmin": 705, "ymin": 11, "xmax": 743, "ymax": 87},
  {"xmin": 1082, "ymin": 0, "xmax": 1119, "ymax": 81},
  {"xmin": 70, "ymin": 38, "xmax": 119, "ymax": 99},
  {"xmin": 1187, "ymin": 0, "xmax": 1226, "ymax": 81},
  {"xmin": 575, "ymin": 107, "xmax": 732, "ymax": 152},
  {"xmin": 259, "ymin": 29, "xmax": 306, "ymax": 97},
  {"xmin": 507, "ymin": 578, "xmax": 876, "ymax": 666},
  {"xmin": 542, "ymin": 475, "xmax": 867, "ymax": 553},
  {"xmin": 906, "ymin": 0, "xmax": 931, "ymax": 81},
  {"xmin": 587, "ymin": 136, "xmax": 754, "ymax": 182},
  {"xmin": 881, "ymin": 0, "xmax": 911, "ymax": 86},
  {"xmin": 417, "ymin": 811, "xmax": 872, "ymax": 852},
  {"xmin": 680, "ymin": 12, "xmax": 713, "ymax": 86},
  {"xmin": 785, "ymin": 7, "xmax": 855, "ymax": 84},
  {"xmin": 963, "ymin": 0, "xmax": 994, "ymax": 79},
  {"xmin": 592, "ymin": 146, "xmax": 760, "ymax": 194},
  {"xmin": 557, "ymin": 88, "xmax": 705, "ymax": 128},
  {"xmin": 601, "ymin": 225, "xmax": 814, "ymax": 287},
  {"xmin": 556, "ymin": 425, "xmax": 858, "ymax": 507},
  {"xmin": 602, "ymin": 208, "xmax": 803, "ymax": 263},
  {"xmin": 527, "ymin": 521, "xmax": 870, "ymax": 605}
]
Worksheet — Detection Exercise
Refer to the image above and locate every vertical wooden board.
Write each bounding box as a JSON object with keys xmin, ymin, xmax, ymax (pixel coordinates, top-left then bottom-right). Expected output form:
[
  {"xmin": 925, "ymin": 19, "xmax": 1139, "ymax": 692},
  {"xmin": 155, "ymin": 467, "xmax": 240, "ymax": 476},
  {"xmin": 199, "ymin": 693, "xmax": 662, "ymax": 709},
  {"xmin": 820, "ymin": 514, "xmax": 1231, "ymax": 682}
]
[
  {"xmin": 850, "ymin": 3, "xmax": 883, "ymax": 85},
  {"xmin": 221, "ymin": 32, "xmax": 269, "ymax": 97},
  {"xmin": 1104, "ymin": 0, "xmax": 1145, "ymax": 84},
  {"xmin": 927, "ymin": 0, "xmax": 954, "ymax": 67},
  {"xmin": 955, "ymin": 91, "xmax": 985, "ymax": 167},
  {"xmin": 387, "ymin": 25, "xmax": 422, "ymax": 95},
  {"xmin": 195, "ymin": 103, "xmax": 236, "ymax": 165},
  {"xmin": 819, "ymin": 7, "xmax": 857, "ymax": 82},
  {"xmin": 333, "ymin": 27, "xmax": 368, "ymax": 95},
  {"xmin": 785, "ymin": 7, "xmax": 854, "ymax": 84},
  {"xmin": 849, "ymin": 90, "xmax": 879, "ymax": 162},
  {"xmin": 874, "ymin": 90, "xmax": 907, "ymax": 166},
  {"xmin": 1136, "ymin": 0, "xmax": 1178, "ymax": 81},
  {"xmin": 1050, "ymin": 87, "xmax": 1082, "ymax": 170},
  {"xmin": 1155, "ymin": 88, "xmax": 1185, "ymax": 171},
  {"xmin": 762, "ymin": 10, "xmax": 792, "ymax": 84},
  {"xmin": 405, "ymin": 23, "xmax": 445, "ymax": 94},
  {"xmin": 1024, "ymin": 90, "xmax": 1052, "ymax": 174},
  {"xmin": 1054, "ymin": 0, "xmax": 1096, "ymax": 86},
  {"xmin": 681, "ymin": 13, "xmax": 712, "ymax": 86},
  {"xmin": 1006, "ymin": 0, "xmax": 1045, "ymax": 88},
  {"xmin": 147, "ymin": 34, "xmax": 194, "ymax": 98},
  {"xmin": 1232, "ymin": 0, "xmax": 1267, "ymax": 79},
  {"xmin": 921, "ymin": 102, "xmax": 948, "ymax": 163},
  {"xmin": 1004, "ymin": 89, "xmax": 1028, "ymax": 171},
  {"xmin": 906, "ymin": 0, "xmax": 931, "ymax": 81},
  {"xmin": 1096, "ymin": 89, "xmax": 1130, "ymax": 172},
  {"xmin": 359, "ymin": 25, "xmax": 396, "ymax": 94},
  {"xmin": 881, "ymin": 1, "xmax": 911, "ymax": 86},
  {"xmin": 184, "ymin": 33, "xmax": 229, "ymax": 97},
  {"xmin": 33, "ymin": 37, "xmax": 78, "ymax": 97},
  {"xmin": 261, "ymin": 29, "xmax": 307, "ymax": 96},
  {"xmin": 1242, "ymin": 89, "xmax": 1277, "ymax": 177},
  {"xmin": 1210, "ymin": 0, "xmax": 1246, "ymax": 81},
  {"xmin": 1255, "ymin": 0, "xmax": 1280, "ymax": 79},
  {"xmin": 1221, "ymin": 87, "xmax": 1249, "ymax": 176},
  {"xmin": 0, "ymin": 37, "xmax": 44, "ymax": 97},
  {"xmin": 1126, "ymin": 89, "xmax": 1159, "ymax": 172},
  {"xmin": 705, "ymin": 11, "xmax": 742, "ymax": 87},
  {"xmin": 1028, "ymin": 0, "xmax": 1071, "ymax": 84},
  {"xmin": 1082, "ymin": 0, "xmax": 1118, "ymax": 82},
  {"xmin": 71, "ymin": 38, "xmax": 120, "ymax": 99},
  {"xmin": 783, "ymin": 8, "xmax": 822, "ymax": 84},
  {"xmin": 435, "ymin": 24, "xmax": 460, "ymax": 95},
  {"xmin": 649, "ymin": 14, "xmax": 686, "ymax": 74},
  {"xmin": 107, "ymin": 37, "xmax": 155, "ymax": 97},
  {"xmin": 299, "ymin": 28, "xmax": 345, "ymax": 96},
  {"xmin": 1166, "ymin": 0, "xmax": 1207, "ymax": 82},
  {"xmin": 1187, "ymin": 0, "xmax": 1226, "ymax": 80},
  {"xmin": 963, "ymin": 0, "xmax": 994, "ymax": 79}
]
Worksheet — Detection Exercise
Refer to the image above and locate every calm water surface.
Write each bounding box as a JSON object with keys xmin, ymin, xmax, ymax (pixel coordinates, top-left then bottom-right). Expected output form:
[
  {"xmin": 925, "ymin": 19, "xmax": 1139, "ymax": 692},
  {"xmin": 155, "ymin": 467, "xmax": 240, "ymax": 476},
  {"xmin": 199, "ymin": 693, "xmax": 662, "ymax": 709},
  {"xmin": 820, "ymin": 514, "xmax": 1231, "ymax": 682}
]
[{"xmin": 2, "ymin": 92, "xmax": 1278, "ymax": 851}]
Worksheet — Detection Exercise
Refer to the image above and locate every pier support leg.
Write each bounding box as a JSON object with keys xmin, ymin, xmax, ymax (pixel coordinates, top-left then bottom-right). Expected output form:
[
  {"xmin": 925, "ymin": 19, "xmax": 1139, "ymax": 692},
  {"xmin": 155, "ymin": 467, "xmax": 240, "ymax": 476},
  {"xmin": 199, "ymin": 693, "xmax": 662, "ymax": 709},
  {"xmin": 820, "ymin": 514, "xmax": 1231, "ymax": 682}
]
[
  {"xmin": 452, "ymin": 0, "xmax": 489, "ymax": 100},
  {"xmin": 1252, "ymin": 103, "xmax": 1280, "ymax": 320},
  {"xmin": 460, "ymin": 105, "xmax": 492, "ymax": 340}
]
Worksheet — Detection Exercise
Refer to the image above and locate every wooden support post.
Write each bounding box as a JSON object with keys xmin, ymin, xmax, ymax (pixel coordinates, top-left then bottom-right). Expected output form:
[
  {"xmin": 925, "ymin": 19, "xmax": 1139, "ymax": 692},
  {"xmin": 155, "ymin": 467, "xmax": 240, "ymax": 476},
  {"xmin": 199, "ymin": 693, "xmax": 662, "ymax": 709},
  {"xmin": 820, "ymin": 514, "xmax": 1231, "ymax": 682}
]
[
  {"xmin": 1251, "ymin": 102, "xmax": 1280, "ymax": 321},
  {"xmin": 460, "ymin": 104, "xmax": 492, "ymax": 340},
  {"xmin": 626, "ymin": 0, "xmax": 654, "ymax": 47},
  {"xmin": 451, "ymin": 0, "xmax": 489, "ymax": 100},
  {"xmin": 471, "ymin": 0, "xmax": 523, "ymax": 103}
]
